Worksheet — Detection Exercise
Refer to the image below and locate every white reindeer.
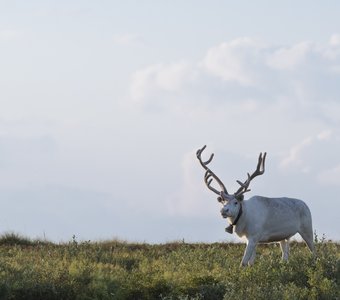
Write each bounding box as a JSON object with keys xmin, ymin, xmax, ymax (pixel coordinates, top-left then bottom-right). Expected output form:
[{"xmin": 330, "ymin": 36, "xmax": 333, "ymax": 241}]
[{"xmin": 196, "ymin": 145, "xmax": 315, "ymax": 266}]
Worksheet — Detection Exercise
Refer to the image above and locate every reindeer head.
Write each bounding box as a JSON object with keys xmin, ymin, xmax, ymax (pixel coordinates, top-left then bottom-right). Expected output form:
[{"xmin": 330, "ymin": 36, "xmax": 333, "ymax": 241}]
[{"xmin": 196, "ymin": 145, "xmax": 266, "ymax": 221}]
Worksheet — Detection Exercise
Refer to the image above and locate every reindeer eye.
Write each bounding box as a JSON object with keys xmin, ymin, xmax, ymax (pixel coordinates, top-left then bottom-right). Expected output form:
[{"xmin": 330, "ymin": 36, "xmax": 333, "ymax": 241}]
[{"xmin": 234, "ymin": 202, "xmax": 238, "ymax": 206}]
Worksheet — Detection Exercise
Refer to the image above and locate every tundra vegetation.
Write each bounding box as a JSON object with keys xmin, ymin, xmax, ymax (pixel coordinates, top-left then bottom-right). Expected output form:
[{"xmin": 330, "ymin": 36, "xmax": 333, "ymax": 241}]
[{"xmin": 0, "ymin": 233, "xmax": 339, "ymax": 299}]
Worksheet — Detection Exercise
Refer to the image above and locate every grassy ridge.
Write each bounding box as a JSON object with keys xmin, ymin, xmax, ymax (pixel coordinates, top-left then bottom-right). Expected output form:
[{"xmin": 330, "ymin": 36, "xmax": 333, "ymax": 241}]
[{"xmin": 0, "ymin": 233, "xmax": 339, "ymax": 300}]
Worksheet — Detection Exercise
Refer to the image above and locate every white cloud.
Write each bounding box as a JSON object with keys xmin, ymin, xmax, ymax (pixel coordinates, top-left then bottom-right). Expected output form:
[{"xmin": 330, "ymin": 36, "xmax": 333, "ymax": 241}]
[
  {"xmin": 130, "ymin": 64, "xmax": 161, "ymax": 101},
  {"xmin": 201, "ymin": 37, "xmax": 264, "ymax": 86},
  {"xmin": 130, "ymin": 62, "xmax": 197, "ymax": 102},
  {"xmin": 278, "ymin": 129, "xmax": 339, "ymax": 176},
  {"xmin": 319, "ymin": 34, "xmax": 340, "ymax": 61},
  {"xmin": 130, "ymin": 35, "xmax": 340, "ymax": 115},
  {"xmin": 329, "ymin": 34, "xmax": 340, "ymax": 47},
  {"xmin": 128, "ymin": 36, "xmax": 340, "ymax": 185},
  {"xmin": 317, "ymin": 130, "xmax": 332, "ymax": 141},
  {"xmin": 266, "ymin": 42, "xmax": 311, "ymax": 70},
  {"xmin": 128, "ymin": 36, "xmax": 340, "ymax": 192},
  {"xmin": 279, "ymin": 137, "xmax": 313, "ymax": 170},
  {"xmin": 155, "ymin": 62, "xmax": 196, "ymax": 91}
]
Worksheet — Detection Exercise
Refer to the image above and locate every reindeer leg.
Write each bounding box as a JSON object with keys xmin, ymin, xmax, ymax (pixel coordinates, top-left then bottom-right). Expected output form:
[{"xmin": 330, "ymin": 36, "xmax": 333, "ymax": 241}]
[
  {"xmin": 280, "ymin": 239, "xmax": 289, "ymax": 261},
  {"xmin": 248, "ymin": 247, "xmax": 257, "ymax": 265},
  {"xmin": 241, "ymin": 240, "xmax": 257, "ymax": 267},
  {"xmin": 299, "ymin": 228, "xmax": 315, "ymax": 255}
]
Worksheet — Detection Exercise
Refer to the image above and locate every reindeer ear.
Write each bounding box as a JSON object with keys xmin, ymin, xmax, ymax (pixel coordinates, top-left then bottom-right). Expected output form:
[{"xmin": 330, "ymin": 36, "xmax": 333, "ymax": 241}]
[{"xmin": 217, "ymin": 196, "xmax": 224, "ymax": 203}]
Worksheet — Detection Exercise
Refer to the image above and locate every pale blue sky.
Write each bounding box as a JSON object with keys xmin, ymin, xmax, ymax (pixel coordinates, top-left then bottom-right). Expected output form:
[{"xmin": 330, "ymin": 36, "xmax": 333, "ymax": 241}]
[{"xmin": 1, "ymin": 1, "xmax": 340, "ymax": 242}]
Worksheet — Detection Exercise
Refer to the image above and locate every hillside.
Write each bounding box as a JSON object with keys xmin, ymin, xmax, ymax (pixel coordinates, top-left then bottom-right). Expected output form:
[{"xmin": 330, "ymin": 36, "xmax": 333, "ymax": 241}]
[{"xmin": 0, "ymin": 233, "xmax": 339, "ymax": 299}]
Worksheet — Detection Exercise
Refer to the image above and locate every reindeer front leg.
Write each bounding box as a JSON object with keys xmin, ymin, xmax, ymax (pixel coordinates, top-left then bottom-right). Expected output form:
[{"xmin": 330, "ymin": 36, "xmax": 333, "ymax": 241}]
[{"xmin": 241, "ymin": 240, "xmax": 257, "ymax": 266}]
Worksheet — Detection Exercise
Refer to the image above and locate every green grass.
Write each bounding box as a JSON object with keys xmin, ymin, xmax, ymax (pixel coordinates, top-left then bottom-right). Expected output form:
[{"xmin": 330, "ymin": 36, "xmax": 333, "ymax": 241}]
[{"xmin": 0, "ymin": 233, "xmax": 339, "ymax": 299}]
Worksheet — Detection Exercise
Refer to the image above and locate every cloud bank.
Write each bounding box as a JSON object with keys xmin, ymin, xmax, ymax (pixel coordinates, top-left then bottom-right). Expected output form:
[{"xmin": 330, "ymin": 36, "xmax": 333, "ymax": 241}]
[
  {"xmin": 127, "ymin": 36, "xmax": 340, "ymax": 241},
  {"xmin": 2, "ymin": 32, "xmax": 340, "ymax": 242},
  {"xmin": 131, "ymin": 35, "xmax": 340, "ymax": 111}
]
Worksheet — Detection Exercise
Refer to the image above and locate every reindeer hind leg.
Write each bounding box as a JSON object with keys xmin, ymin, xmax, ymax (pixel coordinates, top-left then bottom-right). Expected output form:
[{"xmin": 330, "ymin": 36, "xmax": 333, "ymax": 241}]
[
  {"xmin": 279, "ymin": 239, "xmax": 289, "ymax": 261},
  {"xmin": 299, "ymin": 226, "xmax": 315, "ymax": 254}
]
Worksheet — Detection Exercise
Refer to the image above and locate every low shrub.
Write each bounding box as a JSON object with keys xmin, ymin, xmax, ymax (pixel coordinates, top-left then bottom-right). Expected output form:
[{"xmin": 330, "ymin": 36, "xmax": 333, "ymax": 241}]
[{"xmin": 0, "ymin": 233, "xmax": 338, "ymax": 299}]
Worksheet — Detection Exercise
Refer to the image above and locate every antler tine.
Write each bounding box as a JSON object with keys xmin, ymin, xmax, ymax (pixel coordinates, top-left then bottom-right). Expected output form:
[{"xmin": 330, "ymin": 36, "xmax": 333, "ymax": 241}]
[
  {"xmin": 196, "ymin": 145, "xmax": 229, "ymax": 196},
  {"xmin": 196, "ymin": 145, "xmax": 214, "ymax": 170},
  {"xmin": 234, "ymin": 152, "xmax": 267, "ymax": 198},
  {"xmin": 204, "ymin": 171, "xmax": 221, "ymax": 195},
  {"xmin": 254, "ymin": 152, "xmax": 266, "ymax": 176}
]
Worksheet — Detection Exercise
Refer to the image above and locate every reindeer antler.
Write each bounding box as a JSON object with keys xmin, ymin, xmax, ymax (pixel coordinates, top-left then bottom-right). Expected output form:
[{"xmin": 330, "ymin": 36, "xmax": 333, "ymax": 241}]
[
  {"xmin": 197, "ymin": 146, "xmax": 266, "ymax": 201},
  {"xmin": 196, "ymin": 145, "xmax": 229, "ymax": 196},
  {"xmin": 234, "ymin": 152, "xmax": 266, "ymax": 198}
]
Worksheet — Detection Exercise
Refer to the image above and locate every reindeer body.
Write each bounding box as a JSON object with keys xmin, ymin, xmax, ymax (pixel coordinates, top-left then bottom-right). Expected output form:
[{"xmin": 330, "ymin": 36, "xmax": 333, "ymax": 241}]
[
  {"xmin": 196, "ymin": 145, "xmax": 315, "ymax": 266},
  {"xmin": 223, "ymin": 196, "xmax": 314, "ymax": 265}
]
